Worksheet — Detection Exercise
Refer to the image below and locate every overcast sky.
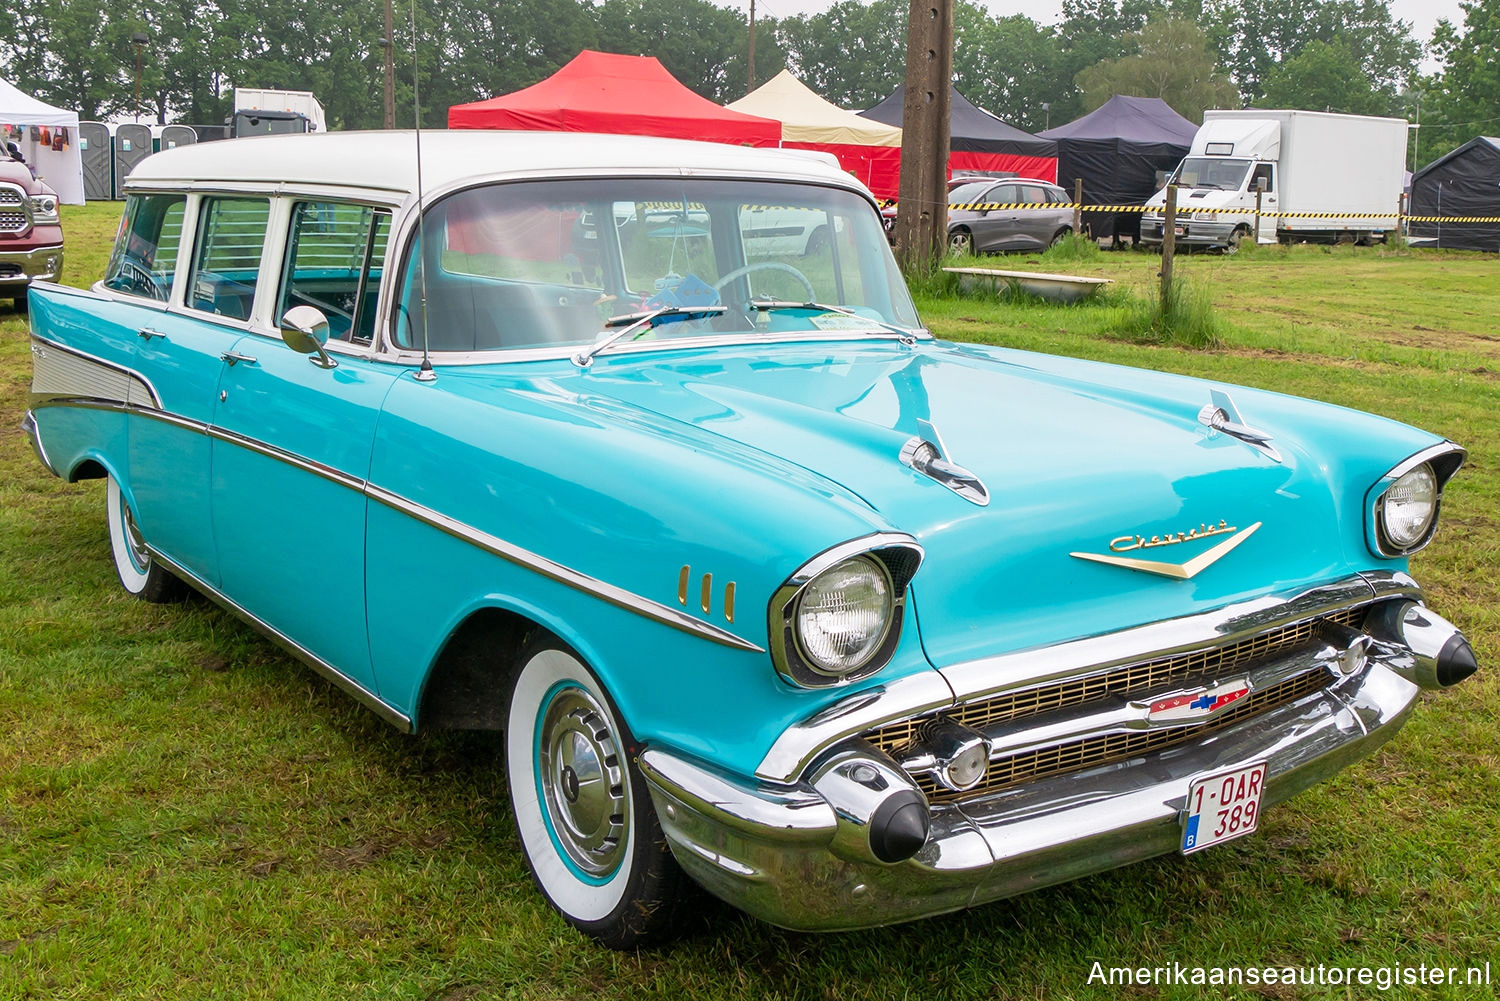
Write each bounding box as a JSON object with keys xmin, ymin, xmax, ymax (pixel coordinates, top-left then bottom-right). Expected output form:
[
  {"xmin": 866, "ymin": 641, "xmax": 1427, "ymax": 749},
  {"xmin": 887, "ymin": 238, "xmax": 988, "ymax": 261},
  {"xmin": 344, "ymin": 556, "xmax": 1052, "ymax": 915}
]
[{"xmin": 748, "ymin": 0, "xmax": 1464, "ymax": 72}]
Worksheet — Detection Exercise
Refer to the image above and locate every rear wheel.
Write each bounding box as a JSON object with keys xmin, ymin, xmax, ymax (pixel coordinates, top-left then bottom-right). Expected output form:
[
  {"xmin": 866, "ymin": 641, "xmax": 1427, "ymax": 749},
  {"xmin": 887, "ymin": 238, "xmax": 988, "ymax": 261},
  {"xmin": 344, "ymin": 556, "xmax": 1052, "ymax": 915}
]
[
  {"xmin": 11, "ymin": 291, "xmax": 27, "ymax": 312},
  {"xmin": 1049, "ymin": 227, "xmax": 1072, "ymax": 248},
  {"xmin": 506, "ymin": 641, "xmax": 691, "ymax": 947},
  {"xmin": 106, "ymin": 475, "xmax": 186, "ymax": 602},
  {"xmin": 948, "ymin": 228, "xmax": 974, "ymax": 256}
]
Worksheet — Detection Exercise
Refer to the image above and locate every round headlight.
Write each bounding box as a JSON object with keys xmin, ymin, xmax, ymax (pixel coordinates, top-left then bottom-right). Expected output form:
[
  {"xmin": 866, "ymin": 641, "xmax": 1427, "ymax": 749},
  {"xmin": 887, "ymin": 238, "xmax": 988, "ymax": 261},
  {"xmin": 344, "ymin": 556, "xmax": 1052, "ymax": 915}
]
[
  {"xmin": 1381, "ymin": 463, "xmax": 1438, "ymax": 549},
  {"xmin": 795, "ymin": 555, "xmax": 893, "ymax": 676}
]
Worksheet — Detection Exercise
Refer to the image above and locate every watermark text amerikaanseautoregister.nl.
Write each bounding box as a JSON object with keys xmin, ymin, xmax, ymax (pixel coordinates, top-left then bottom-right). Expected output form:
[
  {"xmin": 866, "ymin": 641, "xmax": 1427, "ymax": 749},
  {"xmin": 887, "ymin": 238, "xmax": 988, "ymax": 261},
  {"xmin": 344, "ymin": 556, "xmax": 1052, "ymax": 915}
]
[{"xmin": 1089, "ymin": 960, "xmax": 1492, "ymax": 991}]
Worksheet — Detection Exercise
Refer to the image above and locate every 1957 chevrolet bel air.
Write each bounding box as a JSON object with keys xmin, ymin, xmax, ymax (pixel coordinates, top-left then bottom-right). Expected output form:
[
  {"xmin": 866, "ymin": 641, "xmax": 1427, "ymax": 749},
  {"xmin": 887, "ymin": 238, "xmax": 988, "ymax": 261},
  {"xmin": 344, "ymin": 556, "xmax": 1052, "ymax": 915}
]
[{"xmin": 22, "ymin": 131, "xmax": 1478, "ymax": 947}]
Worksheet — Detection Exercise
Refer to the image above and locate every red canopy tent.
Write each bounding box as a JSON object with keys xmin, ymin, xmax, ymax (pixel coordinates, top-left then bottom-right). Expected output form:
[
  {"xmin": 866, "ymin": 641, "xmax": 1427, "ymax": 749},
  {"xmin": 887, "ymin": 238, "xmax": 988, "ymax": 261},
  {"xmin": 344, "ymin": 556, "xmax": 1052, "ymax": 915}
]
[{"xmin": 448, "ymin": 50, "xmax": 781, "ymax": 147}]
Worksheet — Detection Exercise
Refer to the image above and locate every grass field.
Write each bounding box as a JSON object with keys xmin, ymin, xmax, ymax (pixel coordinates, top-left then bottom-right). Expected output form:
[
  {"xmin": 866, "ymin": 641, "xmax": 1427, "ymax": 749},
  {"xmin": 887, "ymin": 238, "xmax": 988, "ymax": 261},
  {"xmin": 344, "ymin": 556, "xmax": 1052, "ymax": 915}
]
[{"xmin": 1, "ymin": 204, "xmax": 1497, "ymax": 1000}]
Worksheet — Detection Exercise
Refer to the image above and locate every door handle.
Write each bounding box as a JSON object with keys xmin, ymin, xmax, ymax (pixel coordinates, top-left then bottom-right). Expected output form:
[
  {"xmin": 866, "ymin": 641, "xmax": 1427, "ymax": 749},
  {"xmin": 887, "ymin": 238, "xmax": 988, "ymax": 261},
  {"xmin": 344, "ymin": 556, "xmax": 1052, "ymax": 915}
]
[
  {"xmin": 138, "ymin": 327, "xmax": 166, "ymax": 342},
  {"xmin": 220, "ymin": 350, "xmax": 258, "ymax": 366}
]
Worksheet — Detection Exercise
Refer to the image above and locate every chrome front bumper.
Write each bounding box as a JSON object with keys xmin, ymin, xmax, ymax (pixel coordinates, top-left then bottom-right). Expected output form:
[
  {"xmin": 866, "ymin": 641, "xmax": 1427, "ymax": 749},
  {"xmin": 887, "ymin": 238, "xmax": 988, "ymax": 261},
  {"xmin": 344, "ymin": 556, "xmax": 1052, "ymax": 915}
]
[
  {"xmin": 0, "ymin": 243, "xmax": 64, "ymax": 285},
  {"xmin": 639, "ymin": 582, "xmax": 1472, "ymax": 932}
]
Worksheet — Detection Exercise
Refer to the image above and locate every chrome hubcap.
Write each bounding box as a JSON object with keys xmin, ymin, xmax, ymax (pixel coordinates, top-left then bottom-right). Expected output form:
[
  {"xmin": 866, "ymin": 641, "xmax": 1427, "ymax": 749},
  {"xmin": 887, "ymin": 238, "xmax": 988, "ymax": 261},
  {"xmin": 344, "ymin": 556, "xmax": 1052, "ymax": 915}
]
[
  {"xmin": 120, "ymin": 497, "xmax": 150, "ymax": 572},
  {"xmin": 538, "ymin": 687, "xmax": 628, "ymax": 877}
]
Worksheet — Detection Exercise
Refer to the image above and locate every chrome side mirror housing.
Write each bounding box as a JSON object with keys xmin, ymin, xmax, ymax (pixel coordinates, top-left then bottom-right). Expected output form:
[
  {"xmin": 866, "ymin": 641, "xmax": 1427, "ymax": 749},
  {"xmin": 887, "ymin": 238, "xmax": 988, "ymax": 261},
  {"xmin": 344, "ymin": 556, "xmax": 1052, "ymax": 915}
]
[{"xmin": 279, "ymin": 305, "xmax": 337, "ymax": 369}]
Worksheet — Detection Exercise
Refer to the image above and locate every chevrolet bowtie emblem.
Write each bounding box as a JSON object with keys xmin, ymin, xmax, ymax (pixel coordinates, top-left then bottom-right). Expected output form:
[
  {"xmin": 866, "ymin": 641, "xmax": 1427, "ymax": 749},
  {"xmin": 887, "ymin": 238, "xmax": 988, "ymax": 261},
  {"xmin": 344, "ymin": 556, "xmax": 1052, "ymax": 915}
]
[{"xmin": 1070, "ymin": 521, "xmax": 1261, "ymax": 580}]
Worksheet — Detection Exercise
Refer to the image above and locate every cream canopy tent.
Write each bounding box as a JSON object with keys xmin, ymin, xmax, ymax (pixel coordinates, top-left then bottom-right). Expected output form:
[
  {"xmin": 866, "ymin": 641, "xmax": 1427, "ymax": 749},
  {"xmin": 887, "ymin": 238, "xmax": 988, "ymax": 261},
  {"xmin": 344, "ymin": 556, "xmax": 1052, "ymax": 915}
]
[
  {"xmin": 728, "ymin": 69, "xmax": 902, "ymax": 198},
  {"xmin": 0, "ymin": 78, "xmax": 84, "ymax": 204},
  {"xmin": 729, "ymin": 70, "xmax": 901, "ymax": 147}
]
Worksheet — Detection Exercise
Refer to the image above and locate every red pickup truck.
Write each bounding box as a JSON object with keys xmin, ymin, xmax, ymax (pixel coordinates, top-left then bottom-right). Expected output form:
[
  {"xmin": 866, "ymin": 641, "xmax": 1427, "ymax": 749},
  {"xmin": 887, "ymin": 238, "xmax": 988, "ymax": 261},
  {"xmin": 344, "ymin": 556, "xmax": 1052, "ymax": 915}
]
[{"xmin": 0, "ymin": 154, "xmax": 63, "ymax": 307}]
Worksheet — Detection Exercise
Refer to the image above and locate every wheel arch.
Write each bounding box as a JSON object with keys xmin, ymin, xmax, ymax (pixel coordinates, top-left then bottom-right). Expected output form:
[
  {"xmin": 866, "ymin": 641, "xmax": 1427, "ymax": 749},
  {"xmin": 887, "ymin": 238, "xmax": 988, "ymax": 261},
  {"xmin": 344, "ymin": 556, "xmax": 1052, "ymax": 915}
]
[
  {"xmin": 69, "ymin": 456, "xmax": 110, "ymax": 482},
  {"xmin": 413, "ymin": 597, "xmax": 617, "ymax": 734}
]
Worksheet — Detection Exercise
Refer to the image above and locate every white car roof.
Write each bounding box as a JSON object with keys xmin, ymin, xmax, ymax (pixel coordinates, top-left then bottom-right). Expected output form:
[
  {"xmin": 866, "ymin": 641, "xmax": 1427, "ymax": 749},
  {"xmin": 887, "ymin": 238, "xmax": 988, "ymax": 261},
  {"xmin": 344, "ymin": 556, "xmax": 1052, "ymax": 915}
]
[{"xmin": 126, "ymin": 129, "xmax": 864, "ymax": 197}]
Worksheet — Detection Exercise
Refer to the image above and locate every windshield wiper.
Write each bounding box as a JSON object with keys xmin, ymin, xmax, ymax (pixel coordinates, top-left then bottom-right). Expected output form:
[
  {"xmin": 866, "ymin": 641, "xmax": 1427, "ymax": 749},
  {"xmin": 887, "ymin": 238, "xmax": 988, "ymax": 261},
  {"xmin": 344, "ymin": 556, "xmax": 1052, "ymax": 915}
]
[
  {"xmin": 747, "ymin": 301, "xmax": 926, "ymax": 340},
  {"xmin": 573, "ymin": 304, "xmax": 728, "ymax": 368}
]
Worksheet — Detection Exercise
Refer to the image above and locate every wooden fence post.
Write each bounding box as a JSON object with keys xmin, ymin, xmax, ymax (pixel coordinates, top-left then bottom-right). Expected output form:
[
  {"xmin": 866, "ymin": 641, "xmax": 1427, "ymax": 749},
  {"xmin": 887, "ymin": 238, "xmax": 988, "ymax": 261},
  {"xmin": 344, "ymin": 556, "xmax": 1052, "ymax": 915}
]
[
  {"xmin": 1073, "ymin": 178, "xmax": 1083, "ymax": 238},
  {"xmin": 1161, "ymin": 184, "xmax": 1177, "ymax": 311}
]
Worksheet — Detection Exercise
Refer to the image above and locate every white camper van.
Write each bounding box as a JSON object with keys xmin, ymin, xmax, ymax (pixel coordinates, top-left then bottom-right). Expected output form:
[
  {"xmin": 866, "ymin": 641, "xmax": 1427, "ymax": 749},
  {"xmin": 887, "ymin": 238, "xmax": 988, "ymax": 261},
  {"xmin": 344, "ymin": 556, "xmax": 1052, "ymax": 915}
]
[{"xmin": 1141, "ymin": 110, "xmax": 1408, "ymax": 250}]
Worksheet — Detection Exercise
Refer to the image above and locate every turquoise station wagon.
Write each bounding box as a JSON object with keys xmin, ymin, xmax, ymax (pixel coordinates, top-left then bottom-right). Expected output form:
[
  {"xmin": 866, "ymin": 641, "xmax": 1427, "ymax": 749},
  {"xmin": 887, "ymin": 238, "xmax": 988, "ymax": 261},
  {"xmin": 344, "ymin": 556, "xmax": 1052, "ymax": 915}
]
[{"xmin": 22, "ymin": 131, "xmax": 1478, "ymax": 947}]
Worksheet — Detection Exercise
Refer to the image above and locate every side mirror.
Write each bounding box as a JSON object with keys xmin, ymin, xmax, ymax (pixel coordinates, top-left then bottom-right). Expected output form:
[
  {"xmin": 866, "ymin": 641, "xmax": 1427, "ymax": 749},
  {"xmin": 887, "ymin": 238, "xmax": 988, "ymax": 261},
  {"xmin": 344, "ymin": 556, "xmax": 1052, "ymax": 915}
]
[
  {"xmin": 1255, "ymin": 177, "xmax": 1269, "ymax": 192},
  {"xmin": 280, "ymin": 305, "xmax": 337, "ymax": 369}
]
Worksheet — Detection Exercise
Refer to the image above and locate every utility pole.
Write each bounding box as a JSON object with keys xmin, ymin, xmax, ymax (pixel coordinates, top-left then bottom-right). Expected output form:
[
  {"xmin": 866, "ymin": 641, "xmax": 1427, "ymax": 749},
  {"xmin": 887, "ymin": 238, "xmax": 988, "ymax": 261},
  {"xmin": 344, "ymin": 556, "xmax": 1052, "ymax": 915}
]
[
  {"xmin": 131, "ymin": 31, "xmax": 148, "ymax": 123},
  {"xmin": 747, "ymin": 0, "xmax": 756, "ymax": 94},
  {"xmin": 893, "ymin": 0, "xmax": 953, "ymax": 271},
  {"xmin": 383, "ymin": 0, "xmax": 396, "ymax": 129}
]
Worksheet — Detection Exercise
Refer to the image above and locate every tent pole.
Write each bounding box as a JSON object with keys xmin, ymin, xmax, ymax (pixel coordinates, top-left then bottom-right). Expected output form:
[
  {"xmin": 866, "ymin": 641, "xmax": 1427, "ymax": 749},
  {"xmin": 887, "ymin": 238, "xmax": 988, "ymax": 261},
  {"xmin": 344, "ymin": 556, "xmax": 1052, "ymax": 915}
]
[{"xmin": 747, "ymin": 0, "xmax": 756, "ymax": 94}]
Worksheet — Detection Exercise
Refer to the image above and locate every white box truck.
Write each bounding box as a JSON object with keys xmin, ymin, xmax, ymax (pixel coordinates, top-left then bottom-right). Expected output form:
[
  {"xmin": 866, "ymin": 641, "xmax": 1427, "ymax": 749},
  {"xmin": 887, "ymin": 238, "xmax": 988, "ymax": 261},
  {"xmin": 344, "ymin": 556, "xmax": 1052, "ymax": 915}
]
[
  {"xmin": 1141, "ymin": 110, "xmax": 1408, "ymax": 250},
  {"xmin": 232, "ymin": 88, "xmax": 328, "ymax": 138}
]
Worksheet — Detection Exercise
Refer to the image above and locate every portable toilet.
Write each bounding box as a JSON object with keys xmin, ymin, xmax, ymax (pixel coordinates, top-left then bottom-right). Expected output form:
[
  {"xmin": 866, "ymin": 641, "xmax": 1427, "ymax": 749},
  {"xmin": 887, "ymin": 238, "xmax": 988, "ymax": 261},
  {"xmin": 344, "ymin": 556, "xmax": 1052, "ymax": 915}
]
[
  {"xmin": 79, "ymin": 121, "xmax": 112, "ymax": 201},
  {"xmin": 112, "ymin": 123, "xmax": 153, "ymax": 199},
  {"xmin": 159, "ymin": 124, "xmax": 198, "ymax": 151}
]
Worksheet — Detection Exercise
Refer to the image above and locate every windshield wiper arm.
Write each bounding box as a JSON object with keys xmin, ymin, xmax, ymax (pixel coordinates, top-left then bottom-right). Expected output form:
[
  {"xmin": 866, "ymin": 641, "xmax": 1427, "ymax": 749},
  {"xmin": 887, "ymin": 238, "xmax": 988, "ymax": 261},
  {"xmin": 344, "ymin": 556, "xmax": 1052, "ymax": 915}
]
[
  {"xmin": 747, "ymin": 301, "xmax": 926, "ymax": 340},
  {"xmin": 573, "ymin": 304, "xmax": 728, "ymax": 368}
]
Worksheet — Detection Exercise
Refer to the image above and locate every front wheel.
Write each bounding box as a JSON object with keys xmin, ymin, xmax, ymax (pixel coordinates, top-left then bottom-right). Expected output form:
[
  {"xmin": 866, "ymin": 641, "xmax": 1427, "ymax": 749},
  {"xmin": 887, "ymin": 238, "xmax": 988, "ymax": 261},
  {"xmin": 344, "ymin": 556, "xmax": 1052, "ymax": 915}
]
[
  {"xmin": 506, "ymin": 642, "xmax": 691, "ymax": 947},
  {"xmin": 106, "ymin": 475, "xmax": 186, "ymax": 603}
]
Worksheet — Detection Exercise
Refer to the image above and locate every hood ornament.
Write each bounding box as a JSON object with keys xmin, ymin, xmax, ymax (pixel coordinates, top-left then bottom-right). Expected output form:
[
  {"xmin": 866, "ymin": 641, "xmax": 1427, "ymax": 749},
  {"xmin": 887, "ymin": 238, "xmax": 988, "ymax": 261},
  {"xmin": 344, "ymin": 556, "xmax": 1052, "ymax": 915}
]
[
  {"xmin": 1198, "ymin": 389, "xmax": 1282, "ymax": 463},
  {"xmin": 899, "ymin": 433, "xmax": 989, "ymax": 507},
  {"xmin": 1071, "ymin": 520, "xmax": 1261, "ymax": 579}
]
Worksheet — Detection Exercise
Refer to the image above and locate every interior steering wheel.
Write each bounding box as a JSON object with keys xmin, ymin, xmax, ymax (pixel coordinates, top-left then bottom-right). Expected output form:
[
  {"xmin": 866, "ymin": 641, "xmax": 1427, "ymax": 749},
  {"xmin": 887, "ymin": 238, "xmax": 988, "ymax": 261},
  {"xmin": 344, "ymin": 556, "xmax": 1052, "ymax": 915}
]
[
  {"xmin": 114, "ymin": 258, "xmax": 166, "ymax": 301},
  {"xmin": 712, "ymin": 260, "xmax": 815, "ymax": 300}
]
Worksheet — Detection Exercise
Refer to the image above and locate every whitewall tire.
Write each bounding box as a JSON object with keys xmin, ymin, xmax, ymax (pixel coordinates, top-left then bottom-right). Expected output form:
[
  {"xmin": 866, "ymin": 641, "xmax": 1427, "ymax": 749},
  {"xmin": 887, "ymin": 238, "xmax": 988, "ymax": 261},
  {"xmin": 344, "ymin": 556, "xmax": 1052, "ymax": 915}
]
[
  {"xmin": 506, "ymin": 641, "xmax": 690, "ymax": 947},
  {"xmin": 106, "ymin": 475, "xmax": 184, "ymax": 603}
]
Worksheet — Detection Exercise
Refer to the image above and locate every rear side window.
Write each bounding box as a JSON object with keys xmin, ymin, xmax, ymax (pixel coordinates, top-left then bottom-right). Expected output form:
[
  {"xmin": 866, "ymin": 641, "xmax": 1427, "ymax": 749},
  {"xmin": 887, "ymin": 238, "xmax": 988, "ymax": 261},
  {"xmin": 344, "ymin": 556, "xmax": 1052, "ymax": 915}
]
[
  {"xmin": 1019, "ymin": 185, "xmax": 1049, "ymax": 204},
  {"xmin": 189, "ymin": 197, "xmax": 269, "ymax": 320},
  {"xmin": 103, "ymin": 194, "xmax": 186, "ymax": 302},
  {"xmin": 278, "ymin": 202, "xmax": 391, "ymax": 344}
]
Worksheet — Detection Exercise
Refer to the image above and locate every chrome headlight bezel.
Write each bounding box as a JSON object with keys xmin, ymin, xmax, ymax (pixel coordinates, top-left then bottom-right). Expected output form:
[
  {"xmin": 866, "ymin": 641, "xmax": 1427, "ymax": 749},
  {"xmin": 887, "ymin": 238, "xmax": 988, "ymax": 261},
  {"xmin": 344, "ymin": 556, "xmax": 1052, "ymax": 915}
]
[
  {"xmin": 1367, "ymin": 443, "xmax": 1466, "ymax": 557},
  {"xmin": 29, "ymin": 194, "xmax": 59, "ymax": 225},
  {"xmin": 768, "ymin": 534, "xmax": 923, "ymax": 689}
]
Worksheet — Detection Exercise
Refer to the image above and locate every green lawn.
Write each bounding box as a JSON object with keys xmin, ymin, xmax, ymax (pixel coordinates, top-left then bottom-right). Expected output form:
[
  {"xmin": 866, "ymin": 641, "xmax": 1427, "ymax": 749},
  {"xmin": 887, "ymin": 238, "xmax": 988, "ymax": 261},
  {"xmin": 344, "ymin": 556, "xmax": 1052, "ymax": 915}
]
[{"xmin": 1, "ymin": 204, "xmax": 1496, "ymax": 1000}]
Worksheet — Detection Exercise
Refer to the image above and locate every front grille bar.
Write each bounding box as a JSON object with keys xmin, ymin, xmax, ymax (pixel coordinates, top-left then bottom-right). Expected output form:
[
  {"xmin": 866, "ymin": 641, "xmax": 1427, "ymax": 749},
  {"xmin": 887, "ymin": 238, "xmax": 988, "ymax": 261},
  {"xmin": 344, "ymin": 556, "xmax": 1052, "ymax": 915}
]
[
  {"xmin": 914, "ymin": 667, "xmax": 1331, "ymax": 803},
  {"xmin": 868, "ymin": 607, "xmax": 1362, "ymax": 758}
]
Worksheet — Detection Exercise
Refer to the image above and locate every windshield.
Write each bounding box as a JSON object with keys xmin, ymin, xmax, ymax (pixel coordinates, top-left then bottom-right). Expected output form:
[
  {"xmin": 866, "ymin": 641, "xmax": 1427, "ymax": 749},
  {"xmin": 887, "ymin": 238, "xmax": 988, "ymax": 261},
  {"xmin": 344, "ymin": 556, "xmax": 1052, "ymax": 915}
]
[
  {"xmin": 1170, "ymin": 157, "xmax": 1252, "ymax": 192},
  {"xmin": 392, "ymin": 177, "xmax": 919, "ymax": 353}
]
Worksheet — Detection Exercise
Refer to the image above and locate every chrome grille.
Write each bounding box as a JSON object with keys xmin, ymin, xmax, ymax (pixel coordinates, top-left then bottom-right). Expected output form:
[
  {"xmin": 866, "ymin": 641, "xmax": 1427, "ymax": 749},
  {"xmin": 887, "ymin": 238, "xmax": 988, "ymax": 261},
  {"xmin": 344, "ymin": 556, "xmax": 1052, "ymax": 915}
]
[
  {"xmin": 0, "ymin": 185, "xmax": 27, "ymax": 233},
  {"xmin": 916, "ymin": 668, "xmax": 1331, "ymax": 803},
  {"xmin": 867, "ymin": 608, "xmax": 1362, "ymax": 756}
]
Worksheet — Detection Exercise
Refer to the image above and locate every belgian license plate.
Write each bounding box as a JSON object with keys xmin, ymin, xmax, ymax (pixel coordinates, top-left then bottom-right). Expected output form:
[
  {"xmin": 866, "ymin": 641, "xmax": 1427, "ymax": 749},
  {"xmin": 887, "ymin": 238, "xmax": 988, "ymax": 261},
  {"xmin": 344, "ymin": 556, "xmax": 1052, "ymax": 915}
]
[{"xmin": 1181, "ymin": 762, "xmax": 1266, "ymax": 854}]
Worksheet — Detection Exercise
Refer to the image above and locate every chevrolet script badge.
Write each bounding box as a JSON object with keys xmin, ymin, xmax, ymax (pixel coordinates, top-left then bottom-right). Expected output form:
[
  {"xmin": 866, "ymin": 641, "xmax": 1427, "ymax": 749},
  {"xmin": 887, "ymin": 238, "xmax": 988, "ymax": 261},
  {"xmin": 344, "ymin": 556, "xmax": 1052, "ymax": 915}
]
[{"xmin": 1070, "ymin": 520, "xmax": 1261, "ymax": 580}]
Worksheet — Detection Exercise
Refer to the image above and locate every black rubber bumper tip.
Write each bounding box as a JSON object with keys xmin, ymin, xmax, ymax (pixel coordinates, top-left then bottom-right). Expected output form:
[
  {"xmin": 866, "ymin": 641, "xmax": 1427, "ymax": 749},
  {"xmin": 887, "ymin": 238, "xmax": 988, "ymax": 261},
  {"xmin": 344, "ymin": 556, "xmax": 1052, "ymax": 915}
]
[
  {"xmin": 869, "ymin": 790, "xmax": 931, "ymax": 863},
  {"xmin": 1436, "ymin": 633, "xmax": 1479, "ymax": 687}
]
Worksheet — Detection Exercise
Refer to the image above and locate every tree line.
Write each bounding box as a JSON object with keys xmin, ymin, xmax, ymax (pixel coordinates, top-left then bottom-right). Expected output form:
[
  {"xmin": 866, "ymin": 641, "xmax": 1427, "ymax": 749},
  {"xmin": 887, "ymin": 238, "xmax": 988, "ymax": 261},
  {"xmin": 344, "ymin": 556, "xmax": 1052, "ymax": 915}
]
[{"xmin": 1, "ymin": 0, "xmax": 1494, "ymax": 165}]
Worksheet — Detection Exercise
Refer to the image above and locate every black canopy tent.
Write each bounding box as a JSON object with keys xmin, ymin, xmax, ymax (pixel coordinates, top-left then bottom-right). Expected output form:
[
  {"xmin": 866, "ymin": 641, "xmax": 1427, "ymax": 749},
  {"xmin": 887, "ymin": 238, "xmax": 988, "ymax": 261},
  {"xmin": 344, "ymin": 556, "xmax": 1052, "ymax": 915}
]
[
  {"xmin": 1408, "ymin": 137, "xmax": 1500, "ymax": 252},
  {"xmin": 861, "ymin": 86, "xmax": 1057, "ymax": 181},
  {"xmin": 1040, "ymin": 95, "xmax": 1197, "ymax": 241}
]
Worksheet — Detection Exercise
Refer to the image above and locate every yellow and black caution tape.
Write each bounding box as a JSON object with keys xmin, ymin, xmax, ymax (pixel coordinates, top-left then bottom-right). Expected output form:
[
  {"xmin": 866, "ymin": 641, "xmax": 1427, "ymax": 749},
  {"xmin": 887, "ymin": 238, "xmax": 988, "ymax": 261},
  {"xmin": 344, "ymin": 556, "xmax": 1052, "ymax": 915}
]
[{"xmin": 880, "ymin": 199, "xmax": 1500, "ymax": 224}]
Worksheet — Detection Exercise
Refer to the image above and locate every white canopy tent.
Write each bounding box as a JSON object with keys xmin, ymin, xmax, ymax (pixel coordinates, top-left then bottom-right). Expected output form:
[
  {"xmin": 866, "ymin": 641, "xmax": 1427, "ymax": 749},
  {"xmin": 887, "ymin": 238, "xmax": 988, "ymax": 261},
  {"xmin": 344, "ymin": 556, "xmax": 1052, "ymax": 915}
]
[
  {"xmin": 729, "ymin": 69, "xmax": 901, "ymax": 147},
  {"xmin": 0, "ymin": 78, "xmax": 85, "ymax": 204}
]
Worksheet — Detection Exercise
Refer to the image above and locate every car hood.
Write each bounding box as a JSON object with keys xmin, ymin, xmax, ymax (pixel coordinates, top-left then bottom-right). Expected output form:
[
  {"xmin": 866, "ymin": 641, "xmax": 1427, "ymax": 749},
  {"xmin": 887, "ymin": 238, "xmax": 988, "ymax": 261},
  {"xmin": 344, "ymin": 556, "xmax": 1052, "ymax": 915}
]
[
  {"xmin": 1147, "ymin": 187, "xmax": 1250, "ymax": 211},
  {"xmin": 553, "ymin": 338, "xmax": 1440, "ymax": 668}
]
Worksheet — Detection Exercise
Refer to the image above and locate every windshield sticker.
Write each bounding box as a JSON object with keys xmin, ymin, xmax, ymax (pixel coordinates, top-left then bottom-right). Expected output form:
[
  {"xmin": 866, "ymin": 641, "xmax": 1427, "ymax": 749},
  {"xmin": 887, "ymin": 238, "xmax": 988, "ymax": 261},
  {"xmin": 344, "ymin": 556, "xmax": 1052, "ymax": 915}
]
[{"xmin": 809, "ymin": 314, "xmax": 872, "ymax": 330}]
